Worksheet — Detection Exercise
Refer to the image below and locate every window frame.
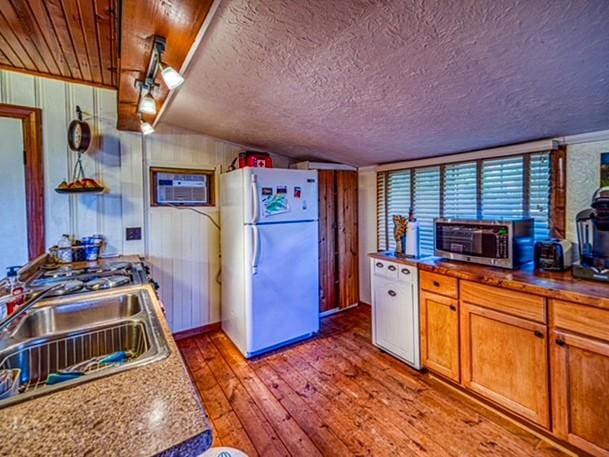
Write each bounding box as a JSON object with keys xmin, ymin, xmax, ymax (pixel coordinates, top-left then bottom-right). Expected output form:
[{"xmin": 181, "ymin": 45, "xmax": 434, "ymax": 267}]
[{"xmin": 376, "ymin": 150, "xmax": 556, "ymax": 252}]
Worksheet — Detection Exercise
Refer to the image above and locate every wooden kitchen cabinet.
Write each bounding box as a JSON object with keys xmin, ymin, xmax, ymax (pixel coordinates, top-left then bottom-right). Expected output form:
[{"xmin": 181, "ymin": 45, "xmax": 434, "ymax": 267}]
[
  {"xmin": 550, "ymin": 299, "xmax": 609, "ymax": 456},
  {"xmin": 420, "ymin": 290, "xmax": 460, "ymax": 382},
  {"xmin": 318, "ymin": 169, "xmax": 358, "ymax": 314},
  {"xmin": 551, "ymin": 330, "xmax": 609, "ymax": 457},
  {"xmin": 460, "ymin": 302, "xmax": 550, "ymax": 428}
]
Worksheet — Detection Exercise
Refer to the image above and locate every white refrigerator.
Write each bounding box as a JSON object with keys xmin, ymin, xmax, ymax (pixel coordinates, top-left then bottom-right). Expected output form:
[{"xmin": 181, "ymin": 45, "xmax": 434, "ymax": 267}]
[{"xmin": 220, "ymin": 167, "xmax": 320, "ymax": 358}]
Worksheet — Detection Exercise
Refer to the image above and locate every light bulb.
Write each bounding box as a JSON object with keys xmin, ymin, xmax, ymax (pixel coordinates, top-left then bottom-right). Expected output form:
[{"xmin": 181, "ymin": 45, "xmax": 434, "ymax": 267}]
[
  {"xmin": 140, "ymin": 121, "xmax": 154, "ymax": 135},
  {"xmin": 139, "ymin": 90, "xmax": 157, "ymax": 115},
  {"xmin": 160, "ymin": 63, "xmax": 184, "ymax": 90}
]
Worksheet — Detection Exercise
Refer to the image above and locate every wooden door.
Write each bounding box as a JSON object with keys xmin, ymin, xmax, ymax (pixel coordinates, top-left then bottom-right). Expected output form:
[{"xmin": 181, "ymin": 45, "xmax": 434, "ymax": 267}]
[
  {"xmin": 461, "ymin": 302, "xmax": 550, "ymax": 428},
  {"xmin": 551, "ymin": 330, "xmax": 609, "ymax": 456},
  {"xmin": 318, "ymin": 170, "xmax": 337, "ymax": 313},
  {"xmin": 420, "ymin": 290, "xmax": 460, "ymax": 381},
  {"xmin": 336, "ymin": 170, "xmax": 359, "ymax": 309}
]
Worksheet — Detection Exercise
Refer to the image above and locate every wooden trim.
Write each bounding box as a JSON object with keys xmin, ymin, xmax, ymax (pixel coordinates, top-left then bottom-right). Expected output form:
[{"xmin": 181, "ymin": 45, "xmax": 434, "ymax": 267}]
[
  {"xmin": 149, "ymin": 166, "xmax": 215, "ymax": 207},
  {"xmin": 173, "ymin": 322, "xmax": 221, "ymax": 341},
  {"xmin": 0, "ymin": 103, "xmax": 45, "ymax": 259},
  {"xmin": 550, "ymin": 146, "xmax": 567, "ymax": 238}
]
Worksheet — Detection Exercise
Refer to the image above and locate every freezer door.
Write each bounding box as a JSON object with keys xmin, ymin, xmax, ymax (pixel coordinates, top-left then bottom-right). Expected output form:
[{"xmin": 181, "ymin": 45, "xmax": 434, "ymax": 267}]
[
  {"xmin": 243, "ymin": 168, "xmax": 319, "ymax": 224},
  {"xmin": 245, "ymin": 221, "xmax": 320, "ymax": 355}
]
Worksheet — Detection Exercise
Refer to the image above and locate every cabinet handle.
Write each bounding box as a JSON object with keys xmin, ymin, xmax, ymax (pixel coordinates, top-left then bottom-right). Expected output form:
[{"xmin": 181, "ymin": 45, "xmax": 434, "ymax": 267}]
[
  {"xmin": 401, "ymin": 268, "xmax": 410, "ymax": 275},
  {"xmin": 534, "ymin": 330, "xmax": 544, "ymax": 339},
  {"xmin": 388, "ymin": 265, "xmax": 397, "ymax": 271},
  {"xmin": 376, "ymin": 262, "xmax": 384, "ymax": 268},
  {"xmin": 388, "ymin": 290, "xmax": 397, "ymax": 297},
  {"xmin": 433, "ymin": 281, "xmax": 440, "ymax": 287},
  {"xmin": 556, "ymin": 338, "xmax": 566, "ymax": 347},
  {"xmin": 449, "ymin": 304, "xmax": 457, "ymax": 312}
]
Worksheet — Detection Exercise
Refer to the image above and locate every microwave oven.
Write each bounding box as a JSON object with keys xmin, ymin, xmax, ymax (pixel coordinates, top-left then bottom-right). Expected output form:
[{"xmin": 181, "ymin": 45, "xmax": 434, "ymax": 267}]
[{"xmin": 434, "ymin": 218, "xmax": 534, "ymax": 269}]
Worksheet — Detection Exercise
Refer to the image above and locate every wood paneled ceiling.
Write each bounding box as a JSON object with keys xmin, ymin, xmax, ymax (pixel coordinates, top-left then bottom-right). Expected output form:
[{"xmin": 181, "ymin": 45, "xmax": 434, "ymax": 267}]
[
  {"xmin": 117, "ymin": 0, "xmax": 215, "ymax": 131},
  {"xmin": 0, "ymin": 0, "xmax": 118, "ymax": 88}
]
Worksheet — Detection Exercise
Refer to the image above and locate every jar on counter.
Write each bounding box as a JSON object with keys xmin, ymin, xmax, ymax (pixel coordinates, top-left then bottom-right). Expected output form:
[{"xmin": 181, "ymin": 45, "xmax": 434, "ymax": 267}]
[{"xmin": 57, "ymin": 234, "xmax": 73, "ymax": 263}]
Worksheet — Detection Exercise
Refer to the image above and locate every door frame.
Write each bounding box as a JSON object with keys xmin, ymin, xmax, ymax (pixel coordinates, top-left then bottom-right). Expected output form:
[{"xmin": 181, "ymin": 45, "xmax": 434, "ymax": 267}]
[{"xmin": 0, "ymin": 103, "xmax": 44, "ymax": 259}]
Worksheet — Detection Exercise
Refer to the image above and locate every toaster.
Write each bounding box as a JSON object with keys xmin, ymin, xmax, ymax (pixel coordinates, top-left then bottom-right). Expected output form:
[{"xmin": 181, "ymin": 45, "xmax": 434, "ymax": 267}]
[{"xmin": 534, "ymin": 239, "xmax": 573, "ymax": 271}]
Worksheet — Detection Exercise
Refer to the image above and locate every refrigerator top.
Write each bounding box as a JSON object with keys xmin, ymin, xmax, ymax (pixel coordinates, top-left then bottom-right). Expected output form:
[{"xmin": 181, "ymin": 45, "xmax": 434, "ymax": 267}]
[{"xmin": 240, "ymin": 167, "xmax": 319, "ymax": 224}]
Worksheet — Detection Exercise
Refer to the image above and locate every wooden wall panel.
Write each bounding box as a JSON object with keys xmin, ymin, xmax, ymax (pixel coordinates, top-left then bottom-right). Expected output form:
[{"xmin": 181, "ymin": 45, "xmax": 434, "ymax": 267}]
[
  {"xmin": 0, "ymin": 0, "xmax": 118, "ymax": 88},
  {"xmin": 337, "ymin": 170, "xmax": 359, "ymax": 309},
  {"xmin": 318, "ymin": 170, "xmax": 337, "ymax": 313}
]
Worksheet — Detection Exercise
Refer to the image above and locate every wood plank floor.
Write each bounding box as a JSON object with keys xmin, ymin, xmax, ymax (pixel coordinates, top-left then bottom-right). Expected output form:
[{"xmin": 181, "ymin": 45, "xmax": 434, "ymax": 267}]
[{"xmin": 177, "ymin": 305, "xmax": 568, "ymax": 456}]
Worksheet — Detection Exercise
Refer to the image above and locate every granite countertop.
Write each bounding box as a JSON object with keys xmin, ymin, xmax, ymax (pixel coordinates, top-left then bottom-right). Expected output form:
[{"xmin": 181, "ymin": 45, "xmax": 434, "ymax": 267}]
[
  {"xmin": 0, "ymin": 283, "xmax": 212, "ymax": 457},
  {"xmin": 369, "ymin": 252, "xmax": 609, "ymax": 311}
]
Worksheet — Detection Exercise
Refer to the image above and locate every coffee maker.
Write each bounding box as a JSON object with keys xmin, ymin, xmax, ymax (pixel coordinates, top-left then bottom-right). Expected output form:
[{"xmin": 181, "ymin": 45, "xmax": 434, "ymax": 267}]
[{"xmin": 573, "ymin": 187, "xmax": 609, "ymax": 282}]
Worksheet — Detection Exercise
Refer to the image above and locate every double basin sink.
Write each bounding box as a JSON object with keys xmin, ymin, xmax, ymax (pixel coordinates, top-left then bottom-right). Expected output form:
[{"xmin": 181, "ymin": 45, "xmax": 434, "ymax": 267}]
[{"xmin": 0, "ymin": 286, "xmax": 170, "ymax": 408}]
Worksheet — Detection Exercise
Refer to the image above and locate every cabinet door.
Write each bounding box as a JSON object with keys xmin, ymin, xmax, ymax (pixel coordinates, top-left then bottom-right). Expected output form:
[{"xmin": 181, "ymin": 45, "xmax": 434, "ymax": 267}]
[
  {"xmin": 420, "ymin": 290, "xmax": 460, "ymax": 381},
  {"xmin": 336, "ymin": 170, "xmax": 358, "ymax": 309},
  {"xmin": 374, "ymin": 278, "xmax": 416, "ymax": 364},
  {"xmin": 318, "ymin": 170, "xmax": 337, "ymax": 313},
  {"xmin": 552, "ymin": 330, "xmax": 609, "ymax": 457},
  {"xmin": 461, "ymin": 302, "xmax": 550, "ymax": 428}
]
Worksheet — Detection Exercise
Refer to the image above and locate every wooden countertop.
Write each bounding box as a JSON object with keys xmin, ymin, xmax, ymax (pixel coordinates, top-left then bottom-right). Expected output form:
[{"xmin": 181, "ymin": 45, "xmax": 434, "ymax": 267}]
[{"xmin": 369, "ymin": 252, "xmax": 609, "ymax": 311}]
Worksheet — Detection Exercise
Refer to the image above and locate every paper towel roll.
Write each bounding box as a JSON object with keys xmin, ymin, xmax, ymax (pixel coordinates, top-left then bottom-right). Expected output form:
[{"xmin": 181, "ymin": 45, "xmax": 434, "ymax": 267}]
[{"xmin": 405, "ymin": 221, "xmax": 419, "ymax": 257}]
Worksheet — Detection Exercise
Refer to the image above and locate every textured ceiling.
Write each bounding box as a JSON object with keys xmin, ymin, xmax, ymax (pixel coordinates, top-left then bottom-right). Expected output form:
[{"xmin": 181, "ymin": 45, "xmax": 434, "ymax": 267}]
[{"xmin": 160, "ymin": 0, "xmax": 609, "ymax": 166}]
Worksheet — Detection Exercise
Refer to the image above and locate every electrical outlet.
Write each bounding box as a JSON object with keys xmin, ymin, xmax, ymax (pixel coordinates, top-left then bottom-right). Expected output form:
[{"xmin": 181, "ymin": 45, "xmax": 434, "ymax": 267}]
[{"xmin": 126, "ymin": 227, "xmax": 142, "ymax": 241}]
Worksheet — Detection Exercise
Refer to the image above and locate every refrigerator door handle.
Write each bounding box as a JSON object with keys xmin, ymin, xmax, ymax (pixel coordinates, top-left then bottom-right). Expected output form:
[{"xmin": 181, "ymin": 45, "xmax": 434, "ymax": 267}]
[
  {"xmin": 250, "ymin": 175, "xmax": 259, "ymax": 224},
  {"xmin": 251, "ymin": 225, "xmax": 260, "ymax": 274}
]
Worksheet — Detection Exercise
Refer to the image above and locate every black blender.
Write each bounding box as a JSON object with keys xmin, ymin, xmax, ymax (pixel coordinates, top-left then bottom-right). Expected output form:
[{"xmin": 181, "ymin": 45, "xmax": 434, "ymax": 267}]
[{"xmin": 573, "ymin": 187, "xmax": 609, "ymax": 282}]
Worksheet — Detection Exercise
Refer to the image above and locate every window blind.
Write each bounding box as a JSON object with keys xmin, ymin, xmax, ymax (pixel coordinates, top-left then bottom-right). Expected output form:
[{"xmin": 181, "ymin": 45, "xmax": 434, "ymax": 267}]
[
  {"xmin": 376, "ymin": 172, "xmax": 387, "ymax": 250},
  {"xmin": 443, "ymin": 162, "xmax": 478, "ymax": 219},
  {"xmin": 386, "ymin": 170, "xmax": 411, "ymax": 250},
  {"xmin": 376, "ymin": 150, "xmax": 554, "ymax": 253},
  {"xmin": 481, "ymin": 156, "xmax": 524, "ymax": 219},
  {"xmin": 414, "ymin": 167, "xmax": 440, "ymax": 255},
  {"xmin": 529, "ymin": 152, "xmax": 551, "ymax": 240}
]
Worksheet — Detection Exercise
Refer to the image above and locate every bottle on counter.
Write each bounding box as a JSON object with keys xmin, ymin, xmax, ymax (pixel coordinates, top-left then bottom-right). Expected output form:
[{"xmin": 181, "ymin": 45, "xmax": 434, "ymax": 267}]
[
  {"xmin": 57, "ymin": 234, "xmax": 73, "ymax": 264},
  {"xmin": 3, "ymin": 266, "xmax": 25, "ymax": 318},
  {"xmin": 405, "ymin": 208, "xmax": 419, "ymax": 258}
]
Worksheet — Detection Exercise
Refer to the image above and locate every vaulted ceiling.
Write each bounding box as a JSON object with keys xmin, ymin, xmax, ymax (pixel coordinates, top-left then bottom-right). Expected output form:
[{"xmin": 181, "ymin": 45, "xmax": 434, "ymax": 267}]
[
  {"xmin": 0, "ymin": 0, "xmax": 118, "ymax": 88},
  {"xmin": 160, "ymin": 0, "xmax": 609, "ymax": 166}
]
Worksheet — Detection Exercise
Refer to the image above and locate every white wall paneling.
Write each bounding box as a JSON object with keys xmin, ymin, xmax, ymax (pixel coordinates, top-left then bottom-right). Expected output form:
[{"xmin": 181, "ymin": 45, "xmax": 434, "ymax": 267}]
[
  {"xmin": 566, "ymin": 140, "xmax": 609, "ymax": 243},
  {"xmin": 144, "ymin": 125, "xmax": 241, "ymax": 333},
  {"xmin": 358, "ymin": 167, "xmax": 377, "ymax": 305}
]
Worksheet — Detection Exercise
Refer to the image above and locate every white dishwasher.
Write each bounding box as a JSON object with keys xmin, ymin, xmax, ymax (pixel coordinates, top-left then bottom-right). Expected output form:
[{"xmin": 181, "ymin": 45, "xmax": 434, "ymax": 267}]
[{"xmin": 370, "ymin": 257, "xmax": 421, "ymax": 369}]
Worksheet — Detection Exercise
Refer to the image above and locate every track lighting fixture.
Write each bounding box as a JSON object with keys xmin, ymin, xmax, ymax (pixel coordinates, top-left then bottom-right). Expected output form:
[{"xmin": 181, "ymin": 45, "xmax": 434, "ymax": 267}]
[
  {"xmin": 136, "ymin": 35, "xmax": 184, "ymax": 117},
  {"xmin": 140, "ymin": 120, "xmax": 154, "ymax": 135},
  {"xmin": 160, "ymin": 62, "xmax": 184, "ymax": 90},
  {"xmin": 138, "ymin": 87, "xmax": 157, "ymax": 115}
]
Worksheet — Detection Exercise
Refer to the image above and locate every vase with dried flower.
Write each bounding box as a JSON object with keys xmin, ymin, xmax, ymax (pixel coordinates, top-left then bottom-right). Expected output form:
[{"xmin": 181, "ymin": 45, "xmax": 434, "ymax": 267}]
[{"xmin": 393, "ymin": 215, "xmax": 408, "ymax": 255}]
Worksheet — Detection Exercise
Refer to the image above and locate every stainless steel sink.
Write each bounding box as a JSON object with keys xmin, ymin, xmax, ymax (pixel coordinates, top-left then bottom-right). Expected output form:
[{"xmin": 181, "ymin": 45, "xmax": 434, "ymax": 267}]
[
  {"xmin": 0, "ymin": 286, "xmax": 170, "ymax": 408},
  {"xmin": 10, "ymin": 294, "xmax": 142, "ymax": 339}
]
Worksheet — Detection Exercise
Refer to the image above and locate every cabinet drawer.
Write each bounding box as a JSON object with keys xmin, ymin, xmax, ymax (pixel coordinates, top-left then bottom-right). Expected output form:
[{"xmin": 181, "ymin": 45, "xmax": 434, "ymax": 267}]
[
  {"xmin": 551, "ymin": 299, "xmax": 609, "ymax": 342},
  {"xmin": 398, "ymin": 264, "xmax": 416, "ymax": 283},
  {"xmin": 420, "ymin": 271, "xmax": 458, "ymax": 298},
  {"xmin": 460, "ymin": 281, "xmax": 546, "ymax": 324},
  {"xmin": 373, "ymin": 259, "xmax": 399, "ymax": 279}
]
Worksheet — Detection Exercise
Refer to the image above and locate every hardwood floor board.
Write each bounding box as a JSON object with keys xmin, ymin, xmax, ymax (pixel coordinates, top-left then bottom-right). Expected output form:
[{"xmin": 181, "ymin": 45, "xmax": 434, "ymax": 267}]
[
  {"xmin": 331, "ymin": 328, "xmax": 551, "ymax": 455},
  {"xmin": 320, "ymin": 335, "xmax": 545, "ymax": 456},
  {"xmin": 194, "ymin": 335, "xmax": 291, "ymax": 457},
  {"xmin": 209, "ymin": 332, "xmax": 323, "ymax": 457},
  {"xmin": 276, "ymin": 343, "xmax": 440, "ymax": 456},
  {"xmin": 179, "ymin": 306, "xmax": 567, "ymax": 456},
  {"xmin": 288, "ymin": 338, "xmax": 453, "ymax": 456},
  {"xmin": 253, "ymin": 362, "xmax": 354, "ymax": 457},
  {"xmin": 264, "ymin": 351, "xmax": 388, "ymax": 456}
]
